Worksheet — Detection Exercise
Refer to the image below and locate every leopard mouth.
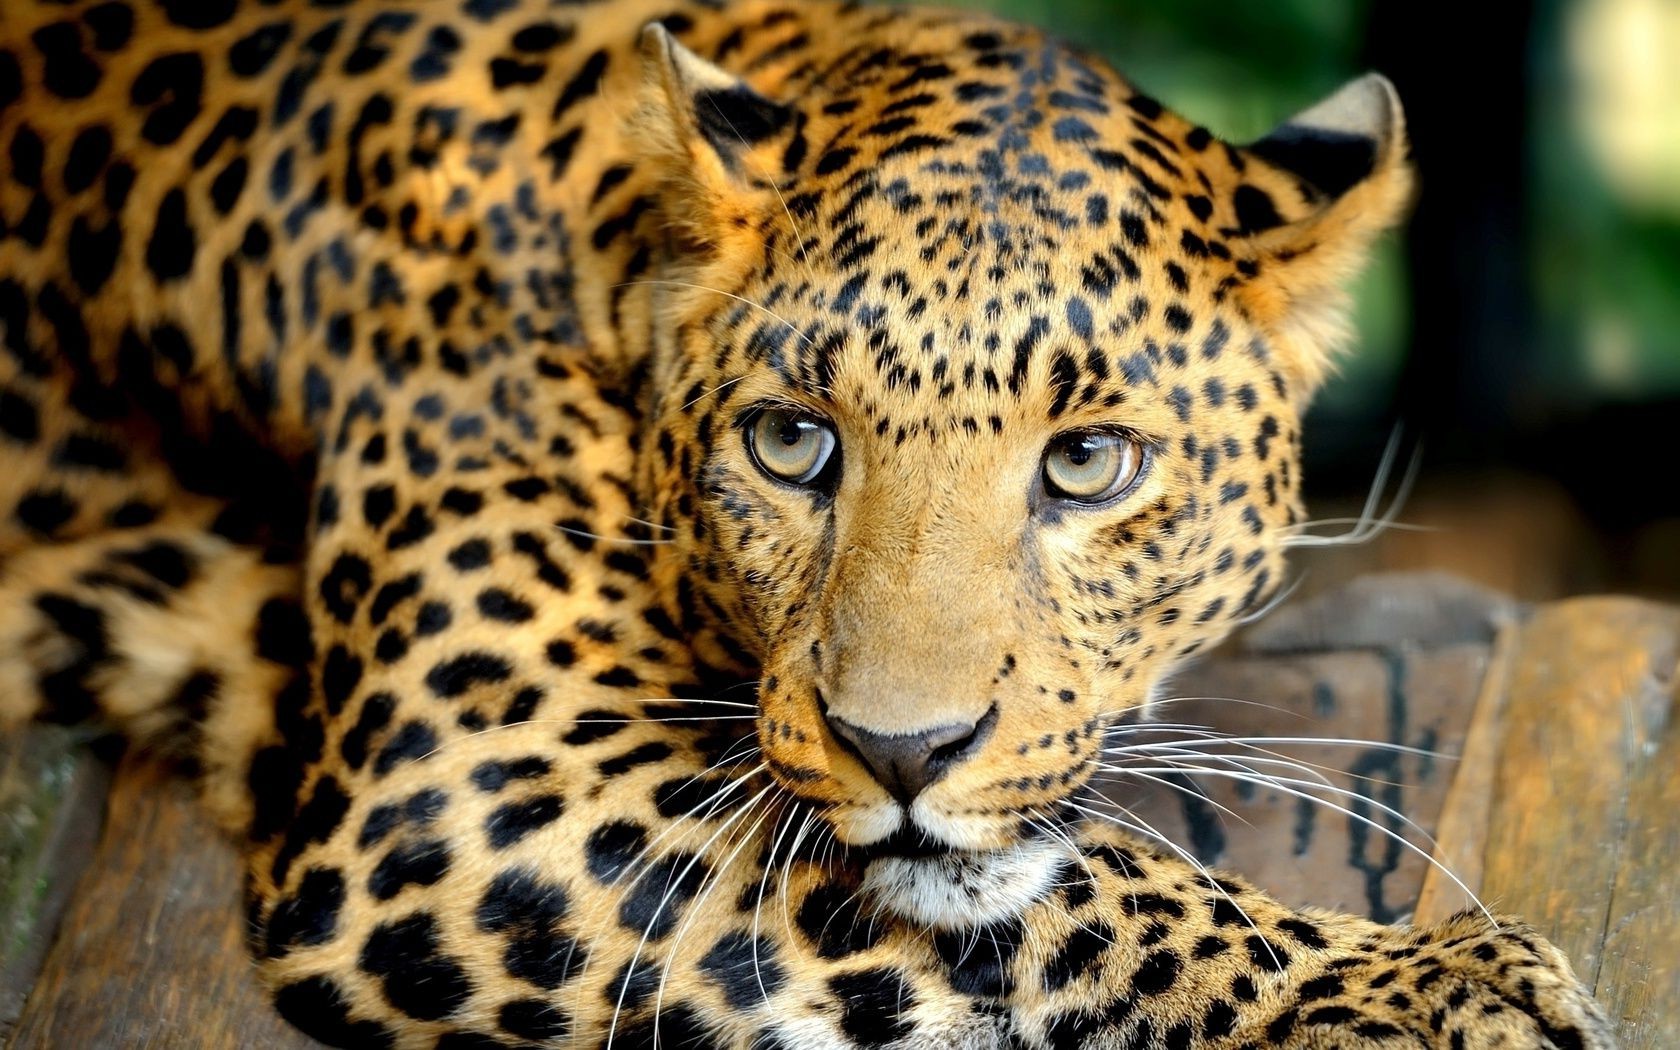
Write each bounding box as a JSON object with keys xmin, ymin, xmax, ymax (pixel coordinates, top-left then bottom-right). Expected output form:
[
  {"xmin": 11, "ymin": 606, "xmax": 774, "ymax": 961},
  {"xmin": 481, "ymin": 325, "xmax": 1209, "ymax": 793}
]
[
  {"xmin": 852, "ymin": 824, "xmax": 958, "ymax": 860},
  {"xmin": 856, "ymin": 836, "xmax": 1066, "ymax": 930},
  {"xmin": 838, "ymin": 820, "xmax": 1067, "ymax": 931}
]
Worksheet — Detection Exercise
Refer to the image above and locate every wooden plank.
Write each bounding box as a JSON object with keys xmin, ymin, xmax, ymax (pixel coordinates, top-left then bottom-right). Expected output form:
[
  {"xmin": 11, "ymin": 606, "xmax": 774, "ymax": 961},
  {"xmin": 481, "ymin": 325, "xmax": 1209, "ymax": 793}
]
[
  {"xmin": 1597, "ymin": 708, "xmax": 1680, "ymax": 1050},
  {"xmin": 0, "ymin": 729, "xmax": 109, "ymax": 1041},
  {"xmin": 8, "ymin": 757, "xmax": 320, "ymax": 1050},
  {"xmin": 1412, "ymin": 620, "xmax": 1517, "ymax": 924},
  {"xmin": 1241, "ymin": 570, "xmax": 1515, "ymax": 654},
  {"xmin": 1474, "ymin": 597, "xmax": 1680, "ymax": 1048}
]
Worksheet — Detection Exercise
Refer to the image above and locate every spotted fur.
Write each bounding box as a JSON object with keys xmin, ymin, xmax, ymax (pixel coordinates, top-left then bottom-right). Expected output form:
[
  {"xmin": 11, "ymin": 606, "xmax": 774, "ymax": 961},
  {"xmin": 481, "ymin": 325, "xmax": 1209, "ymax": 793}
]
[{"xmin": 0, "ymin": 1, "xmax": 1615, "ymax": 1047}]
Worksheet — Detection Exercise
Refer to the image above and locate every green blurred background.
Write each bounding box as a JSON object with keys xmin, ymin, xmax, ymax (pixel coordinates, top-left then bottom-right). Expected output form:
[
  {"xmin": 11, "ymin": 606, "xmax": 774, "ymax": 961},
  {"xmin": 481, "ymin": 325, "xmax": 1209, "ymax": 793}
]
[{"xmin": 957, "ymin": 0, "xmax": 1680, "ymax": 599}]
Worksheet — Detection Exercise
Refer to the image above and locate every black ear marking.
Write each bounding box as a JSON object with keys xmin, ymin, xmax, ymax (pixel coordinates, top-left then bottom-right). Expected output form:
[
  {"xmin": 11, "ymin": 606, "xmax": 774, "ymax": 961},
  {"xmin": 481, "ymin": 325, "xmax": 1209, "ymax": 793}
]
[
  {"xmin": 1248, "ymin": 129, "xmax": 1378, "ymax": 200},
  {"xmin": 1232, "ymin": 184, "xmax": 1286, "ymax": 235},
  {"xmin": 1227, "ymin": 74, "xmax": 1412, "ymax": 398},
  {"xmin": 1247, "ymin": 73, "xmax": 1402, "ymax": 199},
  {"xmin": 693, "ymin": 85, "xmax": 793, "ymax": 156},
  {"xmin": 640, "ymin": 22, "xmax": 793, "ymax": 171}
]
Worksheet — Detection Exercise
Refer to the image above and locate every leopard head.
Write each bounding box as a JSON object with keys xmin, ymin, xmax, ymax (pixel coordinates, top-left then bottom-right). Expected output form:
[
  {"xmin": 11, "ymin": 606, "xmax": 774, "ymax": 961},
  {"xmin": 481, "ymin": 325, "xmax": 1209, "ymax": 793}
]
[{"xmin": 631, "ymin": 16, "xmax": 1411, "ymax": 927}]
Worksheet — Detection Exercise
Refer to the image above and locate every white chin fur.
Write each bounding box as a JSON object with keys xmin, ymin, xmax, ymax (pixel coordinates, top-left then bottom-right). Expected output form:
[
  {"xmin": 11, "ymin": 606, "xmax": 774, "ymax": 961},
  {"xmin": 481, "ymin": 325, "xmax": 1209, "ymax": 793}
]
[
  {"xmin": 764, "ymin": 1012, "xmax": 1004, "ymax": 1049},
  {"xmin": 908, "ymin": 796, "xmax": 1007, "ymax": 850},
  {"xmin": 862, "ymin": 839, "xmax": 1062, "ymax": 931},
  {"xmin": 827, "ymin": 802, "xmax": 904, "ymax": 846}
]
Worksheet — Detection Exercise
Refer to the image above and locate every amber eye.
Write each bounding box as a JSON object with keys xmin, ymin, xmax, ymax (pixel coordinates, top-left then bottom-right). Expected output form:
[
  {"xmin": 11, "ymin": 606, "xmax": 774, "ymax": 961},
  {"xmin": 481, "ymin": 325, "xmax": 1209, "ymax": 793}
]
[
  {"xmin": 1042, "ymin": 431, "xmax": 1145, "ymax": 504},
  {"xmin": 747, "ymin": 408, "xmax": 839, "ymax": 487}
]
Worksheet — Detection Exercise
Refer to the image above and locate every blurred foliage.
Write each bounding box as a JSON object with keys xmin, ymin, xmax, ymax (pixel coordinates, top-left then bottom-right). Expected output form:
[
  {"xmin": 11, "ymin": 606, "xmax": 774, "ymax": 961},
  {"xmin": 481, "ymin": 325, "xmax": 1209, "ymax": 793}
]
[
  {"xmin": 946, "ymin": 0, "xmax": 1371, "ymax": 135},
  {"xmin": 1533, "ymin": 0, "xmax": 1680, "ymax": 398}
]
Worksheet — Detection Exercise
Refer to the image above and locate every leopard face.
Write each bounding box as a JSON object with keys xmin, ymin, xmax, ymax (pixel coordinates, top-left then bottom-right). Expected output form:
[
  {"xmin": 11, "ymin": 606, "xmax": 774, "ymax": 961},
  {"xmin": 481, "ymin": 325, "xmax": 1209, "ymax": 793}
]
[{"xmin": 632, "ymin": 22, "xmax": 1413, "ymax": 927}]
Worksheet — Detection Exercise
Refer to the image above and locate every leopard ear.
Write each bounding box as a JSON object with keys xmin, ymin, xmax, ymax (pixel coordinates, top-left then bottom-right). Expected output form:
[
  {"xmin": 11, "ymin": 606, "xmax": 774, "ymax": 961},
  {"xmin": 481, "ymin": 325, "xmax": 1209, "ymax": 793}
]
[
  {"xmin": 637, "ymin": 23, "xmax": 794, "ymax": 249},
  {"xmin": 1231, "ymin": 74, "xmax": 1413, "ymax": 398}
]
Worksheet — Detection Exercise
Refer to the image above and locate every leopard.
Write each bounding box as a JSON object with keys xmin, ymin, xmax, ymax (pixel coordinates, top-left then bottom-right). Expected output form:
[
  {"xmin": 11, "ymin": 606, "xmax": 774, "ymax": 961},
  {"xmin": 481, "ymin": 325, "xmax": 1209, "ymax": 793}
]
[{"xmin": 0, "ymin": 0, "xmax": 1619, "ymax": 1047}]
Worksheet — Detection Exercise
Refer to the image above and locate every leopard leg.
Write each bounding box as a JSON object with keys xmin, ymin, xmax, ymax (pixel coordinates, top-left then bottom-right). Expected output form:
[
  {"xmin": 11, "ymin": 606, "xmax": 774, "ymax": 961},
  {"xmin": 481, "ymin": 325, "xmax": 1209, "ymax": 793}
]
[
  {"xmin": 242, "ymin": 710, "xmax": 1619, "ymax": 1049},
  {"xmin": 0, "ymin": 513, "xmax": 304, "ymax": 830},
  {"xmin": 987, "ymin": 823, "xmax": 1618, "ymax": 1050},
  {"xmin": 1260, "ymin": 911, "xmax": 1618, "ymax": 1050}
]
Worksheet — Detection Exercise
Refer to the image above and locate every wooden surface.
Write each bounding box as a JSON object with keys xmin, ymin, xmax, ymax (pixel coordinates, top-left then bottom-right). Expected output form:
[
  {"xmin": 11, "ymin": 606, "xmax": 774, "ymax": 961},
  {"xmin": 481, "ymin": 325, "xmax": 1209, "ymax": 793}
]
[
  {"xmin": 0, "ymin": 574, "xmax": 1673, "ymax": 1047},
  {"xmin": 1414, "ymin": 596, "xmax": 1680, "ymax": 1048},
  {"xmin": 6, "ymin": 759, "xmax": 316, "ymax": 1049},
  {"xmin": 0, "ymin": 729, "xmax": 107, "ymax": 1042}
]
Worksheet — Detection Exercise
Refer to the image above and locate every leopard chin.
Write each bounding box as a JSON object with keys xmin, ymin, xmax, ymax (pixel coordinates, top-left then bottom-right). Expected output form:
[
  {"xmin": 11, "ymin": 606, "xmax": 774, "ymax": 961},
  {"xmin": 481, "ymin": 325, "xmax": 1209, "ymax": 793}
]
[{"xmin": 861, "ymin": 839, "xmax": 1064, "ymax": 931}]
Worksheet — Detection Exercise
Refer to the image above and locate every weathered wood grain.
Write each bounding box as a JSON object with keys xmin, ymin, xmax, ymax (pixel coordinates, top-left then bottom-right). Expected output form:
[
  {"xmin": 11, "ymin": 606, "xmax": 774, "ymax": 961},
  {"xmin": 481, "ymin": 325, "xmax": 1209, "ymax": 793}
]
[
  {"xmin": 7, "ymin": 757, "xmax": 319, "ymax": 1050},
  {"xmin": 1412, "ymin": 622, "xmax": 1517, "ymax": 925},
  {"xmin": 1438, "ymin": 597, "xmax": 1680, "ymax": 1048},
  {"xmin": 1596, "ymin": 697, "xmax": 1680, "ymax": 1050}
]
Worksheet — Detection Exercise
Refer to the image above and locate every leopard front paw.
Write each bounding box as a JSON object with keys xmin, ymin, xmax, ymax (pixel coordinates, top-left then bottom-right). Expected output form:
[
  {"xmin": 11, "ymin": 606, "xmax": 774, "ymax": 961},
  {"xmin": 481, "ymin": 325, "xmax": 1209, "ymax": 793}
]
[
  {"xmin": 1266, "ymin": 912, "xmax": 1618, "ymax": 1049},
  {"xmin": 1420, "ymin": 913, "xmax": 1617, "ymax": 1050}
]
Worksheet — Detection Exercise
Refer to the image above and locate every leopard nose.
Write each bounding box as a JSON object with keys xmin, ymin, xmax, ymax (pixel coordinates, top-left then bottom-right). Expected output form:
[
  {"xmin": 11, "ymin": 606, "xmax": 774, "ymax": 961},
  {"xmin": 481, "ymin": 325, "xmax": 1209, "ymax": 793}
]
[{"xmin": 824, "ymin": 706, "xmax": 995, "ymax": 803}]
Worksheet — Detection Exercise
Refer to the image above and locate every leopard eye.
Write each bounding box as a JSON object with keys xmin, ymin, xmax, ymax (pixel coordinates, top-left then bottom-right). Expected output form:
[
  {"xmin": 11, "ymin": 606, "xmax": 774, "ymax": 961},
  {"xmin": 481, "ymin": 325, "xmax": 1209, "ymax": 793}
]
[
  {"xmin": 1042, "ymin": 431, "xmax": 1145, "ymax": 504},
  {"xmin": 747, "ymin": 408, "xmax": 839, "ymax": 487}
]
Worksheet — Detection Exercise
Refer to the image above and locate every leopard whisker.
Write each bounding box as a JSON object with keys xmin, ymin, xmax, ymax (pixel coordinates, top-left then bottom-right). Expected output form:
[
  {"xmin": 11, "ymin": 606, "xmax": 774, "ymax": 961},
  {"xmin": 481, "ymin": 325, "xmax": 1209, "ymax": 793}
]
[
  {"xmin": 607, "ymin": 782, "xmax": 776, "ymax": 1047},
  {"xmin": 1026, "ymin": 812, "xmax": 1103, "ymax": 911},
  {"xmin": 1102, "ymin": 724, "xmax": 1337, "ymax": 762},
  {"xmin": 1026, "ymin": 811, "xmax": 1096, "ymax": 882},
  {"xmin": 594, "ymin": 755, "xmax": 765, "ymax": 944},
  {"xmin": 1339, "ymin": 422, "xmax": 1404, "ymax": 540},
  {"xmin": 621, "ymin": 511, "xmax": 676, "ymax": 534},
  {"xmin": 410, "ymin": 706, "xmax": 757, "ymax": 764},
  {"xmin": 1102, "ymin": 760, "xmax": 1438, "ymax": 850},
  {"xmin": 1097, "ymin": 761, "xmax": 1494, "ymax": 923},
  {"xmin": 749, "ymin": 800, "xmax": 806, "ymax": 1004},
  {"xmin": 1028, "ymin": 809, "xmax": 1162, "ymax": 960},
  {"xmin": 1062, "ymin": 798, "xmax": 1282, "ymax": 970},
  {"xmin": 680, "ymin": 373, "xmax": 752, "ymax": 410},
  {"xmin": 632, "ymin": 693, "xmax": 762, "ymax": 707},
  {"xmin": 567, "ymin": 743, "xmax": 762, "ymax": 1029},
  {"xmin": 1105, "ymin": 767, "xmax": 1254, "ymax": 828},
  {"xmin": 694, "ymin": 93, "xmax": 815, "ymax": 279},
  {"xmin": 810, "ymin": 875, "xmax": 880, "ymax": 965},
  {"xmin": 576, "ymin": 714, "xmax": 757, "ymax": 722},
  {"xmin": 779, "ymin": 809, "xmax": 824, "ymax": 939},
  {"xmin": 1041, "ymin": 803, "xmax": 1229, "ymax": 967},
  {"xmin": 552, "ymin": 524, "xmax": 674, "ymax": 546},
  {"xmin": 1169, "ymin": 756, "xmax": 1485, "ymax": 907},
  {"xmin": 1103, "ymin": 730, "xmax": 1451, "ymax": 761},
  {"xmin": 613, "ymin": 280, "xmax": 815, "ymax": 348},
  {"xmin": 697, "ymin": 93, "xmax": 816, "ymax": 282},
  {"xmin": 580, "ymin": 753, "xmax": 763, "ymax": 940},
  {"xmin": 651, "ymin": 797, "xmax": 773, "ymax": 1048},
  {"xmin": 611, "ymin": 752, "xmax": 766, "ymax": 885},
  {"xmin": 1131, "ymin": 695, "xmax": 1311, "ymax": 718},
  {"xmin": 1281, "ymin": 517, "xmax": 1436, "ymax": 535},
  {"xmin": 1107, "ymin": 739, "xmax": 1437, "ymax": 837},
  {"xmin": 792, "ymin": 816, "xmax": 850, "ymax": 945},
  {"xmin": 1280, "ymin": 427, "xmax": 1424, "ymax": 550},
  {"xmin": 1107, "ymin": 741, "xmax": 1416, "ymax": 791},
  {"xmin": 1237, "ymin": 570, "xmax": 1307, "ymax": 625},
  {"xmin": 1100, "ymin": 721, "xmax": 1239, "ymax": 739}
]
